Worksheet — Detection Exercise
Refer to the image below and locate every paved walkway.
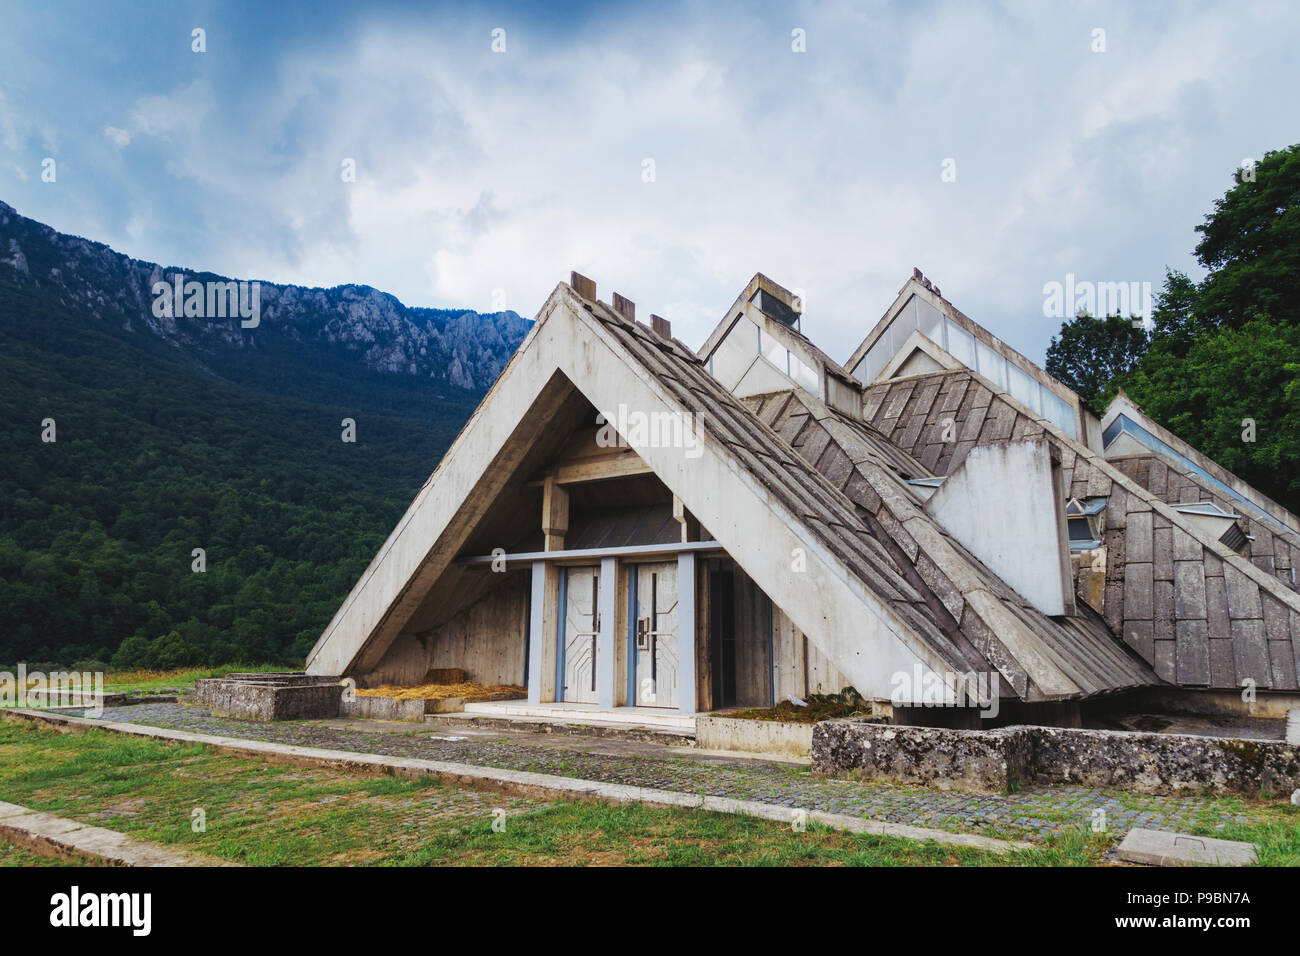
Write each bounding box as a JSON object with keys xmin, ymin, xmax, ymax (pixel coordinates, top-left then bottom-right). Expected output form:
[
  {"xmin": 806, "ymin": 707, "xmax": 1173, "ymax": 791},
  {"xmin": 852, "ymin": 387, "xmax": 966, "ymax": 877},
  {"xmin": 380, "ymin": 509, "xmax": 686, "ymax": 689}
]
[{"xmin": 78, "ymin": 702, "xmax": 1247, "ymax": 842}]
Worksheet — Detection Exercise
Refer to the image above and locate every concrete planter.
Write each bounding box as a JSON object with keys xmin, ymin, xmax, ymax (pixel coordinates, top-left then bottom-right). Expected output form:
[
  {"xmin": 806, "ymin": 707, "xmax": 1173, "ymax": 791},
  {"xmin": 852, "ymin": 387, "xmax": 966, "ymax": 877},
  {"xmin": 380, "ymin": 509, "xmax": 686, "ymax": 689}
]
[
  {"xmin": 696, "ymin": 715, "xmax": 814, "ymax": 758},
  {"xmin": 195, "ymin": 673, "xmax": 342, "ymax": 721}
]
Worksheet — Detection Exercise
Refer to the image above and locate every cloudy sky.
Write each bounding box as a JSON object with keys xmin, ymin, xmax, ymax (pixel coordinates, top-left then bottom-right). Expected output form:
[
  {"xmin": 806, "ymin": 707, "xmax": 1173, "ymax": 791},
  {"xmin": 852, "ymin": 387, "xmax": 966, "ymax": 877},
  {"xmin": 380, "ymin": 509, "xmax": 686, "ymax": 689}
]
[{"xmin": 2, "ymin": 0, "xmax": 1296, "ymax": 364}]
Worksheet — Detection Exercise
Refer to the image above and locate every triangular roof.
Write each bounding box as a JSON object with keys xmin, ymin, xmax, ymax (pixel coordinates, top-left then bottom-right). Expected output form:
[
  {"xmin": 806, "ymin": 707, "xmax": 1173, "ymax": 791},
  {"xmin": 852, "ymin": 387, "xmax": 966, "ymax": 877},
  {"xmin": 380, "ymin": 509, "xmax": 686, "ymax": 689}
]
[
  {"xmin": 309, "ymin": 275, "xmax": 1161, "ymax": 702},
  {"xmin": 308, "ymin": 278, "xmax": 969, "ymax": 697}
]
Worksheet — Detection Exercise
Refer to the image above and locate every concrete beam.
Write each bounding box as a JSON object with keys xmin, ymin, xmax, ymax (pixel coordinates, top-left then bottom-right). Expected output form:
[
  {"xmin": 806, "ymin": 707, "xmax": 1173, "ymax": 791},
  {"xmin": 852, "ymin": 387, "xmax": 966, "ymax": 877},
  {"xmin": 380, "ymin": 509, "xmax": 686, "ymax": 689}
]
[
  {"xmin": 527, "ymin": 561, "xmax": 560, "ymax": 703},
  {"xmin": 678, "ymin": 551, "xmax": 697, "ymax": 714},
  {"xmin": 597, "ymin": 557, "xmax": 617, "ymax": 709}
]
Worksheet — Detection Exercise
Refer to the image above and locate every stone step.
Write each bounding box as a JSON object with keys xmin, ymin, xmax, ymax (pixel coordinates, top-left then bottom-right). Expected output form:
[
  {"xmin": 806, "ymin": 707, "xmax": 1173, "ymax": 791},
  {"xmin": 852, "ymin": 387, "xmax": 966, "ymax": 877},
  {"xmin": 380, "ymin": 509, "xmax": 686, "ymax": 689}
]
[{"xmin": 1116, "ymin": 828, "xmax": 1257, "ymax": 866}]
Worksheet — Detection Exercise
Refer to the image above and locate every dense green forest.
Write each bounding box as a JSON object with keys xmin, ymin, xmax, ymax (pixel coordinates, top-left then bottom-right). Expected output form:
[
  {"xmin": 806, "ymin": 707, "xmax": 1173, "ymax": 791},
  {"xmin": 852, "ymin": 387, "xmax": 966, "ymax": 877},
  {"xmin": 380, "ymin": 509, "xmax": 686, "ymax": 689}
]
[
  {"xmin": 0, "ymin": 272, "xmax": 486, "ymax": 671},
  {"xmin": 1047, "ymin": 144, "xmax": 1300, "ymax": 514}
]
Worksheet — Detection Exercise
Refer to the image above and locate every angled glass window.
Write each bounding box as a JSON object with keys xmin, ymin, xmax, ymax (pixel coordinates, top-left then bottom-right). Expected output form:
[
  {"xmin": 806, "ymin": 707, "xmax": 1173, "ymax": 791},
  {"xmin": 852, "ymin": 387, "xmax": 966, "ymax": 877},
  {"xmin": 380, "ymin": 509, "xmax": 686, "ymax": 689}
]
[
  {"xmin": 1007, "ymin": 362, "xmax": 1040, "ymax": 413},
  {"xmin": 945, "ymin": 319, "xmax": 976, "ymax": 368},
  {"xmin": 891, "ymin": 298, "xmax": 918, "ymax": 353},
  {"xmin": 857, "ymin": 331, "xmax": 892, "ymax": 383},
  {"xmin": 760, "ymin": 327, "xmax": 788, "ymax": 372},
  {"xmin": 975, "ymin": 340, "xmax": 1007, "ymax": 390},
  {"xmin": 791, "ymin": 352, "xmax": 820, "ymax": 395},
  {"xmin": 709, "ymin": 316, "xmax": 759, "ymax": 389},
  {"xmin": 916, "ymin": 297, "xmax": 945, "ymax": 347}
]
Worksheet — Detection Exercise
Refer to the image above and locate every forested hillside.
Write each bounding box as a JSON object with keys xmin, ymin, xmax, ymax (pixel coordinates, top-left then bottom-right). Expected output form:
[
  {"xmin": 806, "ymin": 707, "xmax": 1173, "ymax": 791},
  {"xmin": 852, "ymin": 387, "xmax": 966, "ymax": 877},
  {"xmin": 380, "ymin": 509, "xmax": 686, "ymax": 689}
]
[{"xmin": 0, "ymin": 205, "xmax": 529, "ymax": 670}]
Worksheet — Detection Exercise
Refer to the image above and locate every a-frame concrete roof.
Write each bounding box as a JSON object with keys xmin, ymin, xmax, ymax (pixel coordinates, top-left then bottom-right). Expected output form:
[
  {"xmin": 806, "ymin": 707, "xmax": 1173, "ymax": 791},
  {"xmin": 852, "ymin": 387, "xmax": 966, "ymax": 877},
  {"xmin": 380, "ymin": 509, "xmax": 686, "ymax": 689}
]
[
  {"xmin": 308, "ymin": 276, "xmax": 1165, "ymax": 702},
  {"xmin": 307, "ymin": 279, "xmax": 973, "ymax": 699}
]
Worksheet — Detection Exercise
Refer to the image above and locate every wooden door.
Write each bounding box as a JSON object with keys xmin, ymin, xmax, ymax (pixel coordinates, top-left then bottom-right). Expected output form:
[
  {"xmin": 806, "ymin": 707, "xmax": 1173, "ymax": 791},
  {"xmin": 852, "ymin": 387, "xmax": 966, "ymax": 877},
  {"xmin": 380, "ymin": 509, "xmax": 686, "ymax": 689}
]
[
  {"xmin": 632, "ymin": 562, "xmax": 678, "ymax": 708},
  {"xmin": 561, "ymin": 566, "xmax": 600, "ymax": 703}
]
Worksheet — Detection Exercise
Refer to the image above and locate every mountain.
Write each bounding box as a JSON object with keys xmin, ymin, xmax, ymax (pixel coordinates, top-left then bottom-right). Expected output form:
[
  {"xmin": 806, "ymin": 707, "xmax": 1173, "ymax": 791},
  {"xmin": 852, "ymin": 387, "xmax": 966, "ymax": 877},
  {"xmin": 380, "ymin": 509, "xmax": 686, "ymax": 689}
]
[{"xmin": 0, "ymin": 201, "xmax": 530, "ymax": 669}]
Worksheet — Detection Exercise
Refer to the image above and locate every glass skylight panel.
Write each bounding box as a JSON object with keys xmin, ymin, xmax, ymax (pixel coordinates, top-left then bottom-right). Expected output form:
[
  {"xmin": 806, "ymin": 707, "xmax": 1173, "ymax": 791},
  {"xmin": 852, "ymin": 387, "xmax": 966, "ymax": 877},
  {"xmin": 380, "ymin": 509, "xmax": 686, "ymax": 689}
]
[
  {"xmin": 792, "ymin": 352, "xmax": 820, "ymax": 394},
  {"xmin": 760, "ymin": 327, "xmax": 788, "ymax": 372},
  {"xmin": 892, "ymin": 298, "xmax": 918, "ymax": 349},
  {"xmin": 858, "ymin": 332, "xmax": 892, "ymax": 382},
  {"xmin": 975, "ymin": 340, "xmax": 1007, "ymax": 390},
  {"xmin": 945, "ymin": 319, "xmax": 976, "ymax": 368},
  {"xmin": 1007, "ymin": 362, "xmax": 1040, "ymax": 413},
  {"xmin": 1044, "ymin": 390, "xmax": 1076, "ymax": 437},
  {"xmin": 709, "ymin": 317, "xmax": 759, "ymax": 389},
  {"xmin": 916, "ymin": 297, "xmax": 945, "ymax": 347}
]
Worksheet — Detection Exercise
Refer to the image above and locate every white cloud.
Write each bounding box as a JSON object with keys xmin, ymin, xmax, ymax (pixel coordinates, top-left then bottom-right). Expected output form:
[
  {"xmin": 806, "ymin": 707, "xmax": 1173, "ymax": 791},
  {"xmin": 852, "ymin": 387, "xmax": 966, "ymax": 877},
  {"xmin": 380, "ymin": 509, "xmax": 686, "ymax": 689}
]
[{"xmin": 21, "ymin": 1, "xmax": 1300, "ymax": 366}]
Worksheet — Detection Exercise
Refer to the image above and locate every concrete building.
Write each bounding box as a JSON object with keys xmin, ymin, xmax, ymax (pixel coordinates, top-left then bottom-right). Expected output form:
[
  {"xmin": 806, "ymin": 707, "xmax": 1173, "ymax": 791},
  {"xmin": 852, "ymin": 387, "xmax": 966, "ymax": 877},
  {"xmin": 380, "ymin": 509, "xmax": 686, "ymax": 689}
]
[{"xmin": 305, "ymin": 270, "xmax": 1300, "ymax": 727}]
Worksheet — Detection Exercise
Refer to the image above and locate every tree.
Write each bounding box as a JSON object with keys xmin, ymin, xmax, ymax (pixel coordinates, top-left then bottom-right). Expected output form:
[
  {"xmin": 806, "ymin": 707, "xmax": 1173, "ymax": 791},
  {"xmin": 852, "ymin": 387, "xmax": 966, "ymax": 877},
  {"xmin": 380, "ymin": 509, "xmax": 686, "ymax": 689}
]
[
  {"xmin": 110, "ymin": 635, "xmax": 151, "ymax": 670},
  {"xmin": 1045, "ymin": 312, "xmax": 1149, "ymax": 411},
  {"xmin": 1128, "ymin": 318, "xmax": 1300, "ymax": 511},
  {"xmin": 1194, "ymin": 145, "xmax": 1300, "ymax": 331},
  {"xmin": 144, "ymin": 631, "xmax": 202, "ymax": 670}
]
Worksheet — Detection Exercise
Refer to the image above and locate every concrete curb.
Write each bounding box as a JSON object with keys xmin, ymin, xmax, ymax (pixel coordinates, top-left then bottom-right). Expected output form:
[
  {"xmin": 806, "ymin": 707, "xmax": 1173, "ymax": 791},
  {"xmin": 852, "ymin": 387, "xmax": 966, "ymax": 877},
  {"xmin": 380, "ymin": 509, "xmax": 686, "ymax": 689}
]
[
  {"xmin": 0, "ymin": 800, "xmax": 237, "ymax": 867},
  {"xmin": 2, "ymin": 708, "xmax": 1030, "ymax": 856}
]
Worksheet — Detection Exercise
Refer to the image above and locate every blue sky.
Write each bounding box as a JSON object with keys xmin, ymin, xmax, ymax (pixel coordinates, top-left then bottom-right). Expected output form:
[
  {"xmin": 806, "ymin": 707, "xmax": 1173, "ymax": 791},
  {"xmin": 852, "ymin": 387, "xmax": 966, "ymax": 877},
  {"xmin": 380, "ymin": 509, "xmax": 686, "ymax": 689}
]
[{"xmin": 2, "ymin": 0, "xmax": 1297, "ymax": 364}]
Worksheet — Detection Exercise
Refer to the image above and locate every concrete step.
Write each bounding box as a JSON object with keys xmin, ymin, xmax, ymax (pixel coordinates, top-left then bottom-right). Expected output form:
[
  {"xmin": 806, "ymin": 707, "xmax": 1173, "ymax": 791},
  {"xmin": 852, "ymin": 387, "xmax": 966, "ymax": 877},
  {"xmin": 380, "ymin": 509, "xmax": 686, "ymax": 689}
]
[
  {"xmin": 1116, "ymin": 828, "xmax": 1257, "ymax": 866},
  {"xmin": 461, "ymin": 700, "xmax": 696, "ymax": 730},
  {"xmin": 426, "ymin": 711, "xmax": 697, "ymax": 746}
]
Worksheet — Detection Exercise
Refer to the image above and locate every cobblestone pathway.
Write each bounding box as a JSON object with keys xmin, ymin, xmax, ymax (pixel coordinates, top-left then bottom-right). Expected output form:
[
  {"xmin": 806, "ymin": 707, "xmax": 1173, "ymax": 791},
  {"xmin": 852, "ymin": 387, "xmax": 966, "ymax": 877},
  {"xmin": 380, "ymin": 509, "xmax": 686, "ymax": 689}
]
[{"xmin": 87, "ymin": 702, "xmax": 1247, "ymax": 842}]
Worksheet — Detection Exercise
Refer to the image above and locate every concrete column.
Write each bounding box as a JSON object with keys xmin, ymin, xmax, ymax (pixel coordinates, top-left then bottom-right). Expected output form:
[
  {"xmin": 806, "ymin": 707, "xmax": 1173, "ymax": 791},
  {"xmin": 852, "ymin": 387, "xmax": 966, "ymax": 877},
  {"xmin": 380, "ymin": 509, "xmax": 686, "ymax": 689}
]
[
  {"xmin": 527, "ymin": 560, "xmax": 560, "ymax": 703},
  {"xmin": 597, "ymin": 557, "xmax": 617, "ymax": 708},
  {"xmin": 677, "ymin": 551, "xmax": 697, "ymax": 715}
]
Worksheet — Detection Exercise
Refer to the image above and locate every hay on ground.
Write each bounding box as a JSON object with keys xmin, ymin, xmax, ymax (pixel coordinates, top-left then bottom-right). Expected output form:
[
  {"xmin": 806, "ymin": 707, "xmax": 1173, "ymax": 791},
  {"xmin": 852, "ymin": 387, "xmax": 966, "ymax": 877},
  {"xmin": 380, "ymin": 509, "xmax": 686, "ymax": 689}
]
[{"xmin": 355, "ymin": 681, "xmax": 525, "ymax": 701}]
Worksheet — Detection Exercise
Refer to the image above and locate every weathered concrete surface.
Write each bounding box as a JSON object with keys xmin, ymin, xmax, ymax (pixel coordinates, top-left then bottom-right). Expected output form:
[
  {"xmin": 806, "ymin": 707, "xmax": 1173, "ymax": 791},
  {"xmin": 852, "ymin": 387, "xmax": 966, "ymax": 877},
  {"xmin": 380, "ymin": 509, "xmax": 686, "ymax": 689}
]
[
  {"xmin": 814, "ymin": 719, "xmax": 1300, "ymax": 795},
  {"xmin": 815, "ymin": 720, "xmax": 1034, "ymax": 792},
  {"xmin": 924, "ymin": 439, "xmax": 1073, "ymax": 617},
  {"xmin": 341, "ymin": 695, "xmax": 427, "ymax": 722},
  {"xmin": 0, "ymin": 800, "xmax": 235, "ymax": 866},
  {"xmin": 1032, "ymin": 725, "xmax": 1300, "ymax": 795},
  {"xmin": 1, "ymin": 707, "xmax": 1027, "ymax": 854},
  {"xmin": 695, "ymin": 716, "xmax": 813, "ymax": 759},
  {"xmin": 195, "ymin": 673, "xmax": 341, "ymax": 721},
  {"xmin": 1116, "ymin": 828, "xmax": 1257, "ymax": 866},
  {"xmin": 1288, "ymin": 709, "xmax": 1300, "ymax": 745}
]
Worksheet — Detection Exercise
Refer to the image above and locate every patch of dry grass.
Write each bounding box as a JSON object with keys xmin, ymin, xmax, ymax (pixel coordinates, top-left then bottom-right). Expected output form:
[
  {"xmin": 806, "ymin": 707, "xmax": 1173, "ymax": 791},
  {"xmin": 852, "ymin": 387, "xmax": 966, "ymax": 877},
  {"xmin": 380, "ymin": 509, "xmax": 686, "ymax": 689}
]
[{"xmin": 356, "ymin": 682, "xmax": 525, "ymax": 701}]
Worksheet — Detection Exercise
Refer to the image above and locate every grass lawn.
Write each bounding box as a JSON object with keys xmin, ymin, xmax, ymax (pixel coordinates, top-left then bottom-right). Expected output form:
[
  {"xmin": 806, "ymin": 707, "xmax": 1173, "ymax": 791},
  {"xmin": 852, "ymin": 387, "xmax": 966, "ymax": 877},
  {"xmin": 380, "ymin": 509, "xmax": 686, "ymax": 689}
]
[
  {"xmin": 0, "ymin": 720, "xmax": 1075, "ymax": 866},
  {"xmin": 0, "ymin": 841, "xmax": 73, "ymax": 866},
  {"xmin": 0, "ymin": 720, "xmax": 1295, "ymax": 866}
]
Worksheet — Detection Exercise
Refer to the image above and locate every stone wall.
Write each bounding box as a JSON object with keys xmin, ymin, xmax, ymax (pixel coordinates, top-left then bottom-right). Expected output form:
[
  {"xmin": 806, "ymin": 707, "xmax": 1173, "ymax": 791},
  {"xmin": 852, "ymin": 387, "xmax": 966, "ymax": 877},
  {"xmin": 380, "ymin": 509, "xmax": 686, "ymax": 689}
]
[
  {"xmin": 813, "ymin": 718, "xmax": 1300, "ymax": 795},
  {"xmin": 195, "ymin": 673, "xmax": 342, "ymax": 721}
]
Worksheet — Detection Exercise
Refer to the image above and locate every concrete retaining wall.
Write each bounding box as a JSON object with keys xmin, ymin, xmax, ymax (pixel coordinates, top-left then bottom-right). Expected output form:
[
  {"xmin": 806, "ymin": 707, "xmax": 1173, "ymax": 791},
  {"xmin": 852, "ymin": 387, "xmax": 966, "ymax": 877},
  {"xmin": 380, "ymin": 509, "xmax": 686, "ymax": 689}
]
[
  {"xmin": 696, "ymin": 716, "xmax": 814, "ymax": 758},
  {"xmin": 813, "ymin": 718, "xmax": 1300, "ymax": 795}
]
